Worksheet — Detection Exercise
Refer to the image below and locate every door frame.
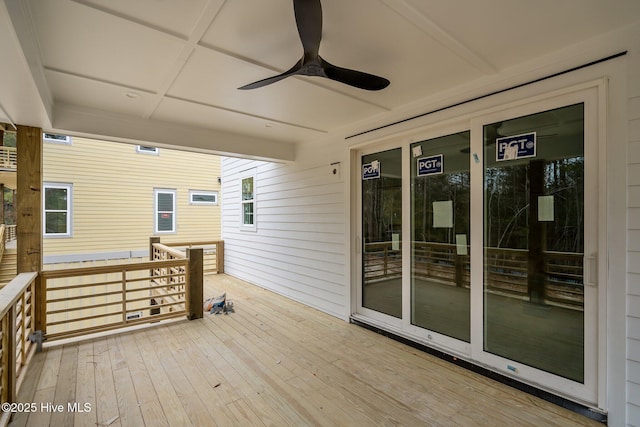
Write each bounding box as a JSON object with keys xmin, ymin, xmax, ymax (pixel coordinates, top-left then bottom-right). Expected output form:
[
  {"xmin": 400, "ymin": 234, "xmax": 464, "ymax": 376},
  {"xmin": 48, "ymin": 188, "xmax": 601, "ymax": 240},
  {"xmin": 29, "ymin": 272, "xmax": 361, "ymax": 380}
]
[
  {"xmin": 350, "ymin": 78, "xmax": 608, "ymax": 410},
  {"xmin": 469, "ymin": 82, "xmax": 605, "ymax": 406}
]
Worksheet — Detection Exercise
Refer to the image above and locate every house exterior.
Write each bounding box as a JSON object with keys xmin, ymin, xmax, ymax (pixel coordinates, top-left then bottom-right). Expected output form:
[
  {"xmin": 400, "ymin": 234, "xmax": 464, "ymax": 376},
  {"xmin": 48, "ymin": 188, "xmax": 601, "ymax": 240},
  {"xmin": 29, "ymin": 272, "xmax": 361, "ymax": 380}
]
[
  {"xmin": 221, "ymin": 24, "xmax": 640, "ymax": 424},
  {"xmin": 43, "ymin": 135, "xmax": 221, "ymax": 265},
  {"xmin": 2, "ymin": 1, "xmax": 640, "ymax": 425}
]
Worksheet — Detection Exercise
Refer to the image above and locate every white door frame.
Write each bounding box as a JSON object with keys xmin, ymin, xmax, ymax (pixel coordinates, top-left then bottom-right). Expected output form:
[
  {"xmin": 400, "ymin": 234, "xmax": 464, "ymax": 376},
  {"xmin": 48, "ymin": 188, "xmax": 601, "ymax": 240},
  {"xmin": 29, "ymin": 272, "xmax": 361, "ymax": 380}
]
[{"xmin": 350, "ymin": 78, "xmax": 608, "ymax": 410}]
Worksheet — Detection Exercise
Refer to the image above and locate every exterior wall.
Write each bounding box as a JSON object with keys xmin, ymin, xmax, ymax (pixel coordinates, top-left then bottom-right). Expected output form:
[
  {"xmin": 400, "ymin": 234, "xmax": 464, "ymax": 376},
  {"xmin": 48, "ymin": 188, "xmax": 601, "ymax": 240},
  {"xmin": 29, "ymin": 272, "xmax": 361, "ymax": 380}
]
[
  {"xmin": 221, "ymin": 143, "xmax": 347, "ymax": 319},
  {"xmin": 221, "ymin": 26, "xmax": 640, "ymax": 425},
  {"xmin": 627, "ymin": 34, "xmax": 640, "ymax": 426},
  {"xmin": 43, "ymin": 137, "xmax": 221, "ymax": 264}
]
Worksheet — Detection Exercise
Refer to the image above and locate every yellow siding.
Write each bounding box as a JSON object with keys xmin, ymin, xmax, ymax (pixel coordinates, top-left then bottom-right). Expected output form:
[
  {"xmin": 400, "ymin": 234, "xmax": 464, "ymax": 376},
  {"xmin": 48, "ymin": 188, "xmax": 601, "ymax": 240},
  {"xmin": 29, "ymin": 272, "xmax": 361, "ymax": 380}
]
[{"xmin": 43, "ymin": 137, "xmax": 221, "ymax": 260}]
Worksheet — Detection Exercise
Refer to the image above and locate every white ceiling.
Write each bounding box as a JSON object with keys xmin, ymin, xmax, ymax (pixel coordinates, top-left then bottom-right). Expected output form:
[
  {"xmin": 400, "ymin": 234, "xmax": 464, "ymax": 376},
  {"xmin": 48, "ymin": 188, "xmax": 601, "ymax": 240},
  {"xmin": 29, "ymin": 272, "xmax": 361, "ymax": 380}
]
[{"xmin": 1, "ymin": 0, "xmax": 640, "ymax": 161}]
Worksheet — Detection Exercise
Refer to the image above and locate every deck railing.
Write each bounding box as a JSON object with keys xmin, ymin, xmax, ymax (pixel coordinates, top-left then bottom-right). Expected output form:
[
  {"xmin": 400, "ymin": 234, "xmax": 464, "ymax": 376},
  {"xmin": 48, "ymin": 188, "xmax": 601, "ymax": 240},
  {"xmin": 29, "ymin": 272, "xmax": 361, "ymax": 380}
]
[
  {"xmin": 39, "ymin": 256, "xmax": 201, "ymax": 341},
  {"xmin": 0, "ymin": 225, "xmax": 5, "ymax": 264},
  {"xmin": 0, "ymin": 147, "xmax": 17, "ymax": 170},
  {"xmin": 0, "ymin": 240, "xmax": 208, "ymax": 423},
  {"xmin": 0, "ymin": 273, "xmax": 37, "ymax": 427},
  {"xmin": 3, "ymin": 226, "xmax": 16, "ymax": 243},
  {"xmin": 364, "ymin": 241, "xmax": 584, "ymax": 309},
  {"xmin": 157, "ymin": 239, "xmax": 224, "ymax": 275}
]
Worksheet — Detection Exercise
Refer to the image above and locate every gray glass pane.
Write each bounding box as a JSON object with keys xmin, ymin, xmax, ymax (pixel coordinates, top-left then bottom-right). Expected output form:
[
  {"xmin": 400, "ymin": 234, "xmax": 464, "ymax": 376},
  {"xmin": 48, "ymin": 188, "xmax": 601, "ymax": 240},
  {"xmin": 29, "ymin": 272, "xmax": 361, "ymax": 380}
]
[
  {"xmin": 411, "ymin": 131, "xmax": 470, "ymax": 342},
  {"xmin": 45, "ymin": 188, "xmax": 68, "ymax": 210},
  {"xmin": 362, "ymin": 148, "xmax": 402, "ymax": 318},
  {"xmin": 157, "ymin": 213, "xmax": 173, "ymax": 231},
  {"xmin": 242, "ymin": 178, "xmax": 254, "ymax": 200},
  {"xmin": 45, "ymin": 212, "xmax": 67, "ymax": 234},
  {"xmin": 193, "ymin": 194, "xmax": 215, "ymax": 203},
  {"xmin": 243, "ymin": 203, "xmax": 254, "ymax": 225},
  {"xmin": 483, "ymin": 103, "xmax": 584, "ymax": 382},
  {"xmin": 157, "ymin": 193, "xmax": 174, "ymax": 212}
]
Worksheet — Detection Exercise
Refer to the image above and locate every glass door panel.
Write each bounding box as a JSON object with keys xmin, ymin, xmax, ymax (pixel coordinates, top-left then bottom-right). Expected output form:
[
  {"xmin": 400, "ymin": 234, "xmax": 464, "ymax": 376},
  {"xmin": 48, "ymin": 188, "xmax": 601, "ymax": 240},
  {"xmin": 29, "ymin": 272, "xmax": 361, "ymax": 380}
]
[
  {"xmin": 411, "ymin": 132, "xmax": 470, "ymax": 341},
  {"xmin": 483, "ymin": 103, "xmax": 585, "ymax": 382},
  {"xmin": 362, "ymin": 148, "xmax": 402, "ymax": 318}
]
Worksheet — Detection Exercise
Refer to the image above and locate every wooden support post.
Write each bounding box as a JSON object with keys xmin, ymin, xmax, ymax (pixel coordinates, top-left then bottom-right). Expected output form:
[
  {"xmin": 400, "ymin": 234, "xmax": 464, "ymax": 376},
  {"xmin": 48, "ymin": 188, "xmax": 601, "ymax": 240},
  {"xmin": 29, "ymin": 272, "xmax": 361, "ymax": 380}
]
[
  {"xmin": 16, "ymin": 126, "xmax": 42, "ymax": 274},
  {"xmin": 17, "ymin": 126, "xmax": 43, "ymax": 335},
  {"xmin": 187, "ymin": 247, "xmax": 203, "ymax": 320},
  {"xmin": 528, "ymin": 160, "xmax": 546, "ymax": 305},
  {"xmin": 216, "ymin": 240, "xmax": 224, "ymax": 274}
]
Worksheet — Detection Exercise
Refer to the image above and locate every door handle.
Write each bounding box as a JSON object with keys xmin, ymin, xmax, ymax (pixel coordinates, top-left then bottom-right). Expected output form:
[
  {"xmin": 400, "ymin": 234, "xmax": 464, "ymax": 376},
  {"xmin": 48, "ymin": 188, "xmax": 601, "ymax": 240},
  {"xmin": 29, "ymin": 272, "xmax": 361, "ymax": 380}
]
[{"xmin": 584, "ymin": 253, "xmax": 597, "ymax": 287}]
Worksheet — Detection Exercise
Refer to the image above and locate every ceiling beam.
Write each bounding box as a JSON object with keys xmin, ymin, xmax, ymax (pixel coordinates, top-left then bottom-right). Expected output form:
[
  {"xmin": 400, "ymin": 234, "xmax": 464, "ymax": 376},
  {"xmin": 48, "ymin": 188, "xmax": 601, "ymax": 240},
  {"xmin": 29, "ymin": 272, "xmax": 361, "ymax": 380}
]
[
  {"xmin": 52, "ymin": 103, "xmax": 296, "ymax": 162},
  {"xmin": 380, "ymin": 0, "xmax": 497, "ymax": 75}
]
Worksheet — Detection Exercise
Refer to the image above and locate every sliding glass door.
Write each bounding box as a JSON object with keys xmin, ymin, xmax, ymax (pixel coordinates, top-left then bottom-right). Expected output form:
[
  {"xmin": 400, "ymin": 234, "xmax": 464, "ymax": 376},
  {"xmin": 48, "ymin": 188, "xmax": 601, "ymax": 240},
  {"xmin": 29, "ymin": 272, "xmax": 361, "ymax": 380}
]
[
  {"xmin": 410, "ymin": 131, "xmax": 470, "ymax": 342},
  {"xmin": 356, "ymin": 85, "xmax": 601, "ymax": 405},
  {"xmin": 361, "ymin": 148, "xmax": 403, "ymax": 319},
  {"xmin": 482, "ymin": 103, "xmax": 586, "ymax": 382}
]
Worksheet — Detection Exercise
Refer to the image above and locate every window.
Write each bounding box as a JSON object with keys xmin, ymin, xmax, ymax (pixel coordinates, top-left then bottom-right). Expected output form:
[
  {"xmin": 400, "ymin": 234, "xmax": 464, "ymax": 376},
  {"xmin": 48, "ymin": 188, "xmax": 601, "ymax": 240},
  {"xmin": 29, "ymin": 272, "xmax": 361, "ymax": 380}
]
[
  {"xmin": 43, "ymin": 183, "xmax": 72, "ymax": 237},
  {"xmin": 136, "ymin": 145, "xmax": 159, "ymax": 155},
  {"xmin": 155, "ymin": 189, "xmax": 176, "ymax": 233},
  {"xmin": 241, "ymin": 174, "xmax": 255, "ymax": 230},
  {"xmin": 189, "ymin": 190, "xmax": 218, "ymax": 205},
  {"xmin": 43, "ymin": 133, "xmax": 72, "ymax": 144}
]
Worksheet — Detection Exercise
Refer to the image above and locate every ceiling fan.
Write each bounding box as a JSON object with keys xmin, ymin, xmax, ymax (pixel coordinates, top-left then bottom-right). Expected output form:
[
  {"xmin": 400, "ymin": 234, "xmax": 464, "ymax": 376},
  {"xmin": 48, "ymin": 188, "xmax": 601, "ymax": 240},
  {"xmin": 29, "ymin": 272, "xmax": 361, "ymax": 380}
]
[{"xmin": 238, "ymin": 0, "xmax": 390, "ymax": 91}]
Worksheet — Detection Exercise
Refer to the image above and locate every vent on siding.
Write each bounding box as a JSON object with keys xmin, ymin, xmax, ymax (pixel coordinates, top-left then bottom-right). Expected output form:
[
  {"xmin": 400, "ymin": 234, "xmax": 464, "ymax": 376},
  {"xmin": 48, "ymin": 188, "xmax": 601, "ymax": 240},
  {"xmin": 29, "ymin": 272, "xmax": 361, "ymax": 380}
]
[{"xmin": 126, "ymin": 311, "xmax": 143, "ymax": 321}]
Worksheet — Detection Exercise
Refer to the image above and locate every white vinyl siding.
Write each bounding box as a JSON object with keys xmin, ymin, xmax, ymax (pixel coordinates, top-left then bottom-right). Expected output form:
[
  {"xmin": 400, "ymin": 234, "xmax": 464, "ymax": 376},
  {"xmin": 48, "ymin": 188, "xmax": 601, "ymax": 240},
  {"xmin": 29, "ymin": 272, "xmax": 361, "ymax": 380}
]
[
  {"xmin": 43, "ymin": 182, "xmax": 72, "ymax": 237},
  {"xmin": 222, "ymin": 149, "xmax": 346, "ymax": 319},
  {"xmin": 627, "ymin": 40, "xmax": 640, "ymax": 425},
  {"xmin": 154, "ymin": 189, "xmax": 176, "ymax": 233}
]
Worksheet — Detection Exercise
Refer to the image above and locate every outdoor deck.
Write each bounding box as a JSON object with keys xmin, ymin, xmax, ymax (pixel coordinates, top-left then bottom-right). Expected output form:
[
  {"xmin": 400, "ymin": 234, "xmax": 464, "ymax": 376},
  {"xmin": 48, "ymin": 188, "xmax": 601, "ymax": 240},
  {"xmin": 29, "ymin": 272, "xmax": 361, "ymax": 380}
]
[{"xmin": 11, "ymin": 274, "xmax": 599, "ymax": 427}]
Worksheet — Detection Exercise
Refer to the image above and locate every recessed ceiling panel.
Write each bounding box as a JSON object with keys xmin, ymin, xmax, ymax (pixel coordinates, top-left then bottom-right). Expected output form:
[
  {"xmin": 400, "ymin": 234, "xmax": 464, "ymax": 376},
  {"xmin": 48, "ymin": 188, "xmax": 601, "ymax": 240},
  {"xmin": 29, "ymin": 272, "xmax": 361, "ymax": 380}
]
[
  {"xmin": 203, "ymin": 0, "xmax": 483, "ymax": 111},
  {"xmin": 45, "ymin": 69, "xmax": 158, "ymax": 117},
  {"xmin": 200, "ymin": 0, "xmax": 300, "ymax": 69},
  {"xmin": 167, "ymin": 47, "xmax": 387, "ymax": 131},
  {"xmin": 29, "ymin": 0, "xmax": 186, "ymax": 91},
  {"xmin": 152, "ymin": 97, "xmax": 323, "ymax": 144},
  {"xmin": 405, "ymin": 0, "xmax": 640, "ymax": 70},
  {"xmin": 75, "ymin": 0, "xmax": 214, "ymax": 38}
]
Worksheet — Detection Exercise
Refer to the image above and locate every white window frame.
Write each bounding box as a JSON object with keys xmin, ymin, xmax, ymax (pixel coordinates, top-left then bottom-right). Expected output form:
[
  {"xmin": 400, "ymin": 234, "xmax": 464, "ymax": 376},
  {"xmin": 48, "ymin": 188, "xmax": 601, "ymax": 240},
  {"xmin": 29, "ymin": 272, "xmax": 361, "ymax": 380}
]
[
  {"xmin": 154, "ymin": 189, "xmax": 176, "ymax": 234},
  {"xmin": 240, "ymin": 172, "xmax": 256, "ymax": 231},
  {"xmin": 136, "ymin": 145, "xmax": 159, "ymax": 155},
  {"xmin": 43, "ymin": 133, "xmax": 72, "ymax": 144},
  {"xmin": 43, "ymin": 182, "xmax": 73, "ymax": 238},
  {"xmin": 189, "ymin": 190, "xmax": 218, "ymax": 205}
]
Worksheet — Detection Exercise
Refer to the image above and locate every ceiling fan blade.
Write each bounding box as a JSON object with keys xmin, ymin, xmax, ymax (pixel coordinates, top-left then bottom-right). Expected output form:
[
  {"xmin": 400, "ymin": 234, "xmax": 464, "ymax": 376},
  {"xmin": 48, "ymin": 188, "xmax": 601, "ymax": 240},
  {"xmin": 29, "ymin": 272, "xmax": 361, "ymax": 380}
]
[
  {"xmin": 238, "ymin": 60, "xmax": 303, "ymax": 90},
  {"xmin": 320, "ymin": 57, "xmax": 390, "ymax": 91},
  {"xmin": 294, "ymin": 0, "xmax": 323, "ymax": 58}
]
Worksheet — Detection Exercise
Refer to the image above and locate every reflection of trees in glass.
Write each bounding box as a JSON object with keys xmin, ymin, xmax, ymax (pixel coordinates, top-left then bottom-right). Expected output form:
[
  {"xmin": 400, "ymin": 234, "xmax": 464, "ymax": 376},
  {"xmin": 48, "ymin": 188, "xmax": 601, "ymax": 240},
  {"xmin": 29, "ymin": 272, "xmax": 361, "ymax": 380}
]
[
  {"xmin": 485, "ymin": 157, "xmax": 584, "ymax": 252},
  {"xmin": 363, "ymin": 177, "xmax": 401, "ymax": 243},
  {"xmin": 413, "ymin": 172, "xmax": 470, "ymax": 244}
]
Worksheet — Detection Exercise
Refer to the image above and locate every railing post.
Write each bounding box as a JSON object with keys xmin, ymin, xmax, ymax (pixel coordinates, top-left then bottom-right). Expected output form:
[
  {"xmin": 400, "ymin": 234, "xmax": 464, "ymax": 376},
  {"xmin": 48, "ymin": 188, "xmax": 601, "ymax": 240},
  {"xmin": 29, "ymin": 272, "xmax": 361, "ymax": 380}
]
[
  {"xmin": 455, "ymin": 254, "xmax": 464, "ymax": 287},
  {"xmin": 149, "ymin": 237, "xmax": 161, "ymax": 261},
  {"xmin": 149, "ymin": 237, "xmax": 161, "ymax": 315},
  {"xmin": 35, "ymin": 275, "xmax": 46, "ymax": 336},
  {"xmin": 186, "ymin": 248, "xmax": 203, "ymax": 320},
  {"xmin": 6, "ymin": 305, "xmax": 17, "ymax": 406},
  {"xmin": 383, "ymin": 244, "xmax": 388, "ymax": 277},
  {"xmin": 216, "ymin": 241, "xmax": 224, "ymax": 274}
]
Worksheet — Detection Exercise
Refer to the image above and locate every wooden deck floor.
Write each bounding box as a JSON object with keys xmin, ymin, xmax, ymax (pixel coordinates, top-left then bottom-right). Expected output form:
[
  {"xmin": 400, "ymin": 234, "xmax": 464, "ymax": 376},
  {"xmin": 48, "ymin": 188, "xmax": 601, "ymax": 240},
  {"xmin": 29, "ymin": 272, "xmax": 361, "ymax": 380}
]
[{"xmin": 11, "ymin": 274, "xmax": 600, "ymax": 426}]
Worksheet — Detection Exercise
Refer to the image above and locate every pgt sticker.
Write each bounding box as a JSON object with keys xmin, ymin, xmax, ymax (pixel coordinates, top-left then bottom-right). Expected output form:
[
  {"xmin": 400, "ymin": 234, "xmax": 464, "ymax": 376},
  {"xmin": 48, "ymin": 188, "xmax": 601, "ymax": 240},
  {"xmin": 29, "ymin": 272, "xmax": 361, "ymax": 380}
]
[
  {"xmin": 417, "ymin": 154, "xmax": 443, "ymax": 177},
  {"xmin": 496, "ymin": 132, "xmax": 536, "ymax": 161},
  {"xmin": 362, "ymin": 161, "xmax": 380, "ymax": 180}
]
